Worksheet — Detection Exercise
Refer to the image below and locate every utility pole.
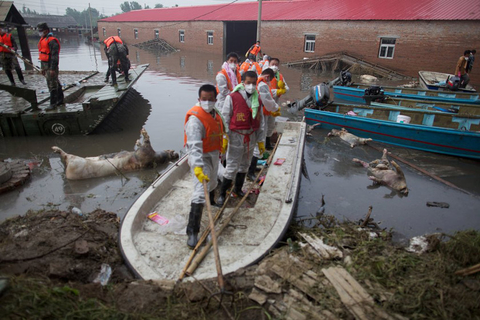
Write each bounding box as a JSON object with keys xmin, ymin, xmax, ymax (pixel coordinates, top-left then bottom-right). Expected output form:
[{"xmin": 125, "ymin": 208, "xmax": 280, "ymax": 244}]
[{"xmin": 256, "ymin": 0, "xmax": 262, "ymax": 42}]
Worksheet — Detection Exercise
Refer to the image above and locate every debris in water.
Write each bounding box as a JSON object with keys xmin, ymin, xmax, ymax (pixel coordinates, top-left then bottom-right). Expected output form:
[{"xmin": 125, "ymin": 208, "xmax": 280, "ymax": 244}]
[{"xmin": 426, "ymin": 201, "xmax": 450, "ymax": 208}]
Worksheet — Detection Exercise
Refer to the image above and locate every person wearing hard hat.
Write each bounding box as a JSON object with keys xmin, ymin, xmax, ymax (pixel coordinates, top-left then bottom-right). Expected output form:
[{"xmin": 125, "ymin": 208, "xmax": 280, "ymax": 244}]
[
  {"xmin": 37, "ymin": 22, "xmax": 64, "ymax": 111},
  {"xmin": 0, "ymin": 25, "xmax": 27, "ymax": 86}
]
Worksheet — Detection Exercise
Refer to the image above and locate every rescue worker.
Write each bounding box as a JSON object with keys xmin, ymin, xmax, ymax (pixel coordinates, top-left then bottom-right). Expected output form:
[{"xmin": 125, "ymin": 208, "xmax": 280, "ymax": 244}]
[
  {"xmin": 455, "ymin": 50, "xmax": 471, "ymax": 89},
  {"xmin": 215, "ymin": 52, "xmax": 241, "ymax": 110},
  {"xmin": 184, "ymin": 84, "xmax": 225, "ymax": 248},
  {"xmin": 0, "ymin": 25, "xmax": 27, "ymax": 85},
  {"xmin": 247, "ymin": 68, "xmax": 280, "ymax": 181},
  {"xmin": 37, "ymin": 22, "xmax": 64, "ymax": 111},
  {"xmin": 247, "ymin": 41, "xmax": 262, "ymax": 61},
  {"xmin": 217, "ymin": 71, "xmax": 265, "ymax": 206},
  {"xmin": 266, "ymin": 58, "xmax": 289, "ymax": 149},
  {"xmin": 259, "ymin": 54, "xmax": 271, "ymax": 71},
  {"xmin": 103, "ymin": 35, "xmax": 130, "ymax": 86},
  {"xmin": 239, "ymin": 58, "xmax": 262, "ymax": 76}
]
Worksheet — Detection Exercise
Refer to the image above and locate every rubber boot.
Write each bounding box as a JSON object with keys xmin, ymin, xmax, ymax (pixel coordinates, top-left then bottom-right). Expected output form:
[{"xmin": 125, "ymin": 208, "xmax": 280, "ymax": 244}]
[
  {"xmin": 56, "ymin": 82, "xmax": 64, "ymax": 106},
  {"xmin": 216, "ymin": 178, "xmax": 232, "ymax": 206},
  {"xmin": 186, "ymin": 202, "xmax": 204, "ymax": 249},
  {"xmin": 234, "ymin": 172, "xmax": 246, "ymax": 198},
  {"xmin": 210, "ymin": 190, "xmax": 219, "ymax": 207},
  {"xmin": 5, "ymin": 70, "xmax": 15, "ymax": 86},
  {"xmin": 110, "ymin": 66, "xmax": 117, "ymax": 86},
  {"xmin": 265, "ymin": 136, "xmax": 273, "ymax": 150},
  {"xmin": 247, "ymin": 156, "xmax": 258, "ymax": 181},
  {"xmin": 16, "ymin": 68, "xmax": 26, "ymax": 85},
  {"xmin": 45, "ymin": 90, "xmax": 57, "ymax": 111}
]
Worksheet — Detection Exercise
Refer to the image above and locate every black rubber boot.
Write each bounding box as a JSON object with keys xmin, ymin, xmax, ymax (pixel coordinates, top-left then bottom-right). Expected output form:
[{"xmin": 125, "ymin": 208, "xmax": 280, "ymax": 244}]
[
  {"xmin": 45, "ymin": 90, "xmax": 57, "ymax": 111},
  {"xmin": 265, "ymin": 136, "xmax": 273, "ymax": 150},
  {"xmin": 247, "ymin": 156, "xmax": 258, "ymax": 181},
  {"xmin": 16, "ymin": 68, "xmax": 26, "ymax": 85},
  {"xmin": 6, "ymin": 70, "xmax": 15, "ymax": 86},
  {"xmin": 210, "ymin": 190, "xmax": 219, "ymax": 207},
  {"xmin": 186, "ymin": 202, "xmax": 204, "ymax": 249},
  {"xmin": 234, "ymin": 172, "xmax": 246, "ymax": 198},
  {"xmin": 56, "ymin": 82, "xmax": 64, "ymax": 106},
  {"xmin": 216, "ymin": 178, "xmax": 232, "ymax": 206}
]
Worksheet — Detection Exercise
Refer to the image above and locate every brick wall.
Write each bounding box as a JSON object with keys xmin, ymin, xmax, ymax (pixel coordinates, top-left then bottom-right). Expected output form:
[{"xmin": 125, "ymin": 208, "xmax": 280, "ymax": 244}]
[{"xmin": 98, "ymin": 19, "xmax": 480, "ymax": 85}]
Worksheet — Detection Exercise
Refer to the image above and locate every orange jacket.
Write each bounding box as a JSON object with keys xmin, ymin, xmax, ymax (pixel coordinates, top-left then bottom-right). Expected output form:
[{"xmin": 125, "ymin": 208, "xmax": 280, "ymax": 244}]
[
  {"xmin": 38, "ymin": 36, "xmax": 61, "ymax": 62},
  {"xmin": 240, "ymin": 61, "xmax": 262, "ymax": 75},
  {"xmin": 104, "ymin": 36, "xmax": 123, "ymax": 49},
  {"xmin": 184, "ymin": 106, "xmax": 224, "ymax": 153},
  {"xmin": 0, "ymin": 33, "xmax": 13, "ymax": 53},
  {"xmin": 216, "ymin": 68, "xmax": 241, "ymax": 93},
  {"xmin": 250, "ymin": 44, "xmax": 261, "ymax": 55}
]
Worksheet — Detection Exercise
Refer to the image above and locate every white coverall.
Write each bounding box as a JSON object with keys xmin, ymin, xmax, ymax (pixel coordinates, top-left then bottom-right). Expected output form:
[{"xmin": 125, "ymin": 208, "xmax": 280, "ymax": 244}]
[
  {"xmin": 253, "ymin": 81, "xmax": 279, "ymax": 158},
  {"xmin": 222, "ymin": 89, "xmax": 265, "ymax": 180},
  {"xmin": 185, "ymin": 105, "xmax": 220, "ymax": 204},
  {"xmin": 215, "ymin": 72, "xmax": 233, "ymax": 111}
]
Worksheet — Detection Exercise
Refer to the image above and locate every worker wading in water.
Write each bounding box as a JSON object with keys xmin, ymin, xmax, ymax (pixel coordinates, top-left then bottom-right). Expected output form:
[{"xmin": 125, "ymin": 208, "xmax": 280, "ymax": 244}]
[{"xmin": 184, "ymin": 84, "xmax": 226, "ymax": 248}]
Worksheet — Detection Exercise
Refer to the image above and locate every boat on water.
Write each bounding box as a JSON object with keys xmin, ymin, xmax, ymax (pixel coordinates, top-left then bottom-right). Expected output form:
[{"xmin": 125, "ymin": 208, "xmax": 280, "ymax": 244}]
[
  {"xmin": 119, "ymin": 121, "xmax": 306, "ymax": 280},
  {"xmin": 418, "ymin": 71, "xmax": 476, "ymax": 93},
  {"xmin": 0, "ymin": 64, "xmax": 149, "ymax": 137},
  {"xmin": 333, "ymin": 84, "xmax": 480, "ymax": 105},
  {"xmin": 304, "ymin": 103, "xmax": 480, "ymax": 159},
  {"xmin": 379, "ymin": 95, "xmax": 480, "ymax": 115}
]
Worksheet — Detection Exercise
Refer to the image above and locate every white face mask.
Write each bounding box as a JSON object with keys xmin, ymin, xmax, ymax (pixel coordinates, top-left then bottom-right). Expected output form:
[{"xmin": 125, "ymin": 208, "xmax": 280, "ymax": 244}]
[
  {"xmin": 200, "ymin": 100, "xmax": 215, "ymax": 112},
  {"xmin": 229, "ymin": 63, "xmax": 237, "ymax": 70},
  {"xmin": 270, "ymin": 66, "xmax": 279, "ymax": 73},
  {"xmin": 38, "ymin": 32, "xmax": 44, "ymax": 37},
  {"xmin": 244, "ymin": 84, "xmax": 255, "ymax": 94}
]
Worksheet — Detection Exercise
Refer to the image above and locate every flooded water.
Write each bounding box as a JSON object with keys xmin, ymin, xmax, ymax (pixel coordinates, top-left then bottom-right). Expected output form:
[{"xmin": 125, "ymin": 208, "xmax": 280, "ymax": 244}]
[{"xmin": 1, "ymin": 35, "xmax": 479, "ymax": 239}]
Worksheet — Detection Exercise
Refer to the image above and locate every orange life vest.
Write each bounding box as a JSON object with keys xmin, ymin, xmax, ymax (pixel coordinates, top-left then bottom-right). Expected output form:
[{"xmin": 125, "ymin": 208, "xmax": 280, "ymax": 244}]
[
  {"xmin": 216, "ymin": 68, "xmax": 241, "ymax": 93},
  {"xmin": 269, "ymin": 73, "xmax": 284, "ymax": 89},
  {"xmin": 0, "ymin": 33, "xmax": 13, "ymax": 53},
  {"xmin": 38, "ymin": 35, "xmax": 61, "ymax": 62},
  {"xmin": 257, "ymin": 76, "xmax": 274, "ymax": 116},
  {"xmin": 250, "ymin": 44, "xmax": 261, "ymax": 55},
  {"xmin": 184, "ymin": 106, "xmax": 224, "ymax": 153},
  {"xmin": 104, "ymin": 36, "xmax": 123, "ymax": 49},
  {"xmin": 240, "ymin": 61, "xmax": 262, "ymax": 75}
]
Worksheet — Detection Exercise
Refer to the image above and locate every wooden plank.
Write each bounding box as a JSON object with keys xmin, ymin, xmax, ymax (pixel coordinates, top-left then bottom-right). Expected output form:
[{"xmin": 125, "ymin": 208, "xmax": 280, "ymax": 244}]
[{"xmin": 299, "ymin": 232, "xmax": 343, "ymax": 259}]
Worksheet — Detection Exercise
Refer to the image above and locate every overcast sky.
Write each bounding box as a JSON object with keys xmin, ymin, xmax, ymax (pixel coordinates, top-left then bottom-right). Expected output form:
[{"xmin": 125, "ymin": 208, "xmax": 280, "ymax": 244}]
[{"xmin": 14, "ymin": 0, "xmax": 254, "ymax": 16}]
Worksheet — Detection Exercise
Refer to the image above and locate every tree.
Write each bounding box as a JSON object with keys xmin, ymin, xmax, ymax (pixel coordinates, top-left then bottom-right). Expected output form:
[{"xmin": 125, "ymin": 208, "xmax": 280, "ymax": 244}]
[
  {"xmin": 154, "ymin": 3, "xmax": 163, "ymax": 8},
  {"xmin": 144, "ymin": 4, "xmax": 150, "ymax": 9},
  {"xmin": 120, "ymin": 1, "xmax": 142, "ymax": 12},
  {"xmin": 65, "ymin": 7, "xmax": 105, "ymax": 28}
]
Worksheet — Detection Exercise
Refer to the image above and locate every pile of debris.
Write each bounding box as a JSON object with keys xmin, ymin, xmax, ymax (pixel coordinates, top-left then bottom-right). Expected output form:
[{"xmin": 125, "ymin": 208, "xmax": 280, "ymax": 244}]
[{"xmin": 133, "ymin": 39, "xmax": 177, "ymax": 53}]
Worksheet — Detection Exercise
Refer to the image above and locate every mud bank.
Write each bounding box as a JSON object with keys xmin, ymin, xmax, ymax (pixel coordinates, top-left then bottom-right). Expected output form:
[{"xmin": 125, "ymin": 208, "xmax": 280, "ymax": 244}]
[{"xmin": 0, "ymin": 209, "xmax": 479, "ymax": 319}]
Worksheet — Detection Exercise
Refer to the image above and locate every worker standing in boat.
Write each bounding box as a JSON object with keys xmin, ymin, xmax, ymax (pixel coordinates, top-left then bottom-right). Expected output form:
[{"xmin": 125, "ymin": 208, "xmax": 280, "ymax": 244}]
[
  {"xmin": 215, "ymin": 52, "xmax": 241, "ymax": 110},
  {"xmin": 103, "ymin": 36, "xmax": 131, "ymax": 87},
  {"xmin": 266, "ymin": 58, "xmax": 289, "ymax": 149},
  {"xmin": 467, "ymin": 49, "xmax": 476, "ymax": 74},
  {"xmin": 248, "ymin": 68, "xmax": 280, "ymax": 181},
  {"xmin": 239, "ymin": 58, "xmax": 262, "ymax": 76},
  {"xmin": 37, "ymin": 23, "xmax": 64, "ymax": 111},
  {"xmin": 0, "ymin": 25, "xmax": 27, "ymax": 86},
  {"xmin": 246, "ymin": 41, "xmax": 262, "ymax": 61},
  {"xmin": 217, "ymin": 71, "xmax": 265, "ymax": 206},
  {"xmin": 455, "ymin": 50, "xmax": 471, "ymax": 89},
  {"xmin": 184, "ymin": 84, "xmax": 225, "ymax": 248}
]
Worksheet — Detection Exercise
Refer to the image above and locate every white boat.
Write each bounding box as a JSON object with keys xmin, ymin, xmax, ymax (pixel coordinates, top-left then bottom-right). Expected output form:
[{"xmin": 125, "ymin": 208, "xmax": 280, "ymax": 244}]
[
  {"xmin": 119, "ymin": 121, "xmax": 306, "ymax": 281},
  {"xmin": 418, "ymin": 70, "xmax": 476, "ymax": 93}
]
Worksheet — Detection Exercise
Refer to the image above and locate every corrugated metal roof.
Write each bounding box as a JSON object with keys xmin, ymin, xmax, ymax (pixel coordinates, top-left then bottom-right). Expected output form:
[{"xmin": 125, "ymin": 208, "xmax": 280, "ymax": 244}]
[
  {"xmin": 101, "ymin": 0, "xmax": 480, "ymax": 23},
  {"xmin": 24, "ymin": 14, "xmax": 78, "ymax": 28}
]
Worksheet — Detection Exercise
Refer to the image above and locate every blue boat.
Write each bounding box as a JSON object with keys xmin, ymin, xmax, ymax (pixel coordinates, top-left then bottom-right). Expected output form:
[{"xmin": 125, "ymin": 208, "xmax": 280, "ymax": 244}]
[
  {"xmin": 333, "ymin": 84, "xmax": 480, "ymax": 105},
  {"xmin": 304, "ymin": 104, "xmax": 480, "ymax": 159}
]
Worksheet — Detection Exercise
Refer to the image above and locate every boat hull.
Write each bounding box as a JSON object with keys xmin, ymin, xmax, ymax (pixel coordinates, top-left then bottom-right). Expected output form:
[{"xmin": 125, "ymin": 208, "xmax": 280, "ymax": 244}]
[
  {"xmin": 418, "ymin": 70, "xmax": 476, "ymax": 93},
  {"xmin": 119, "ymin": 121, "xmax": 306, "ymax": 280},
  {"xmin": 305, "ymin": 109, "xmax": 480, "ymax": 159}
]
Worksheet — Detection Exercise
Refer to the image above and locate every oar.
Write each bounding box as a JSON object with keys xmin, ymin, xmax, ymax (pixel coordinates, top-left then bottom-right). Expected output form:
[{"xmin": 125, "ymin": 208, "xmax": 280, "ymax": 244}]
[
  {"xmin": 202, "ymin": 180, "xmax": 233, "ymax": 307},
  {"xmin": 186, "ymin": 134, "xmax": 282, "ymax": 276},
  {"xmin": 0, "ymin": 43, "xmax": 43, "ymax": 74}
]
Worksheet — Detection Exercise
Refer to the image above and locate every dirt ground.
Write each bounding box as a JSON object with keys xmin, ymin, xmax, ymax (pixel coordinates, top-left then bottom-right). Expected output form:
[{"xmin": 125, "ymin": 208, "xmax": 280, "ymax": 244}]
[{"xmin": 0, "ymin": 209, "xmax": 479, "ymax": 320}]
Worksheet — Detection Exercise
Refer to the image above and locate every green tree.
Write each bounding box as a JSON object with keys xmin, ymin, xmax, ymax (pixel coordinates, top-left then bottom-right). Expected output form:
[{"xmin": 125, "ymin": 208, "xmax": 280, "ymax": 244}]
[
  {"xmin": 120, "ymin": 1, "xmax": 142, "ymax": 12},
  {"xmin": 144, "ymin": 4, "xmax": 150, "ymax": 9},
  {"xmin": 154, "ymin": 3, "xmax": 163, "ymax": 8},
  {"xmin": 65, "ymin": 7, "xmax": 104, "ymax": 28}
]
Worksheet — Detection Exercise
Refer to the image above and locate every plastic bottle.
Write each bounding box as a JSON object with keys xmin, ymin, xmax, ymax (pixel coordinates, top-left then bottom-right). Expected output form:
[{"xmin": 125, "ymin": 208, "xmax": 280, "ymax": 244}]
[{"xmin": 93, "ymin": 264, "xmax": 112, "ymax": 286}]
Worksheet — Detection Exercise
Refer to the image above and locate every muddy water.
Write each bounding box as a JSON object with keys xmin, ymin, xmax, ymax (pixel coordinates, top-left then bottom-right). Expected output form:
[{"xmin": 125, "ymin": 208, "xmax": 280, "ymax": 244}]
[{"xmin": 1, "ymin": 36, "xmax": 479, "ymax": 239}]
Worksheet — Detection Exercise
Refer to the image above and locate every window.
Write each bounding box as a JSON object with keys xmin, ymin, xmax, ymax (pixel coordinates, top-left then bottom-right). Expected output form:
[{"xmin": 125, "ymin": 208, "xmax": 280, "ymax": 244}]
[
  {"xmin": 134, "ymin": 28, "xmax": 138, "ymax": 39},
  {"xmin": 154, "ymin": 30, "xmax": 159, "ymax": 39},
  {"xmin": 304, "ymin": 35, "xmax": 315, "ymax": 53},
  {"xmin": 102, "ymin": 28, "xmax": 106, "ymax": 37},
  {"xmin": 207, "ymin": 31, "xmax": 213, "ymax": 45},
  {"xmin": 379, "ymin": 38, "xmax": 396, "ymax": 59},
  {"xmin": 179, "ymin": 30, "xmax": 185, "ymax": 43},
  {"xmin": 117, "ymin": 28, "xmax": 121, "ymax": 37}
]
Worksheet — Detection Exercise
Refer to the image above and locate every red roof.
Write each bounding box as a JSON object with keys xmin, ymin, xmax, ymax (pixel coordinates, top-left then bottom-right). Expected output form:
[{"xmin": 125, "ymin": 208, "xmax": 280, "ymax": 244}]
[{"xmin": 101, "ymin": 0, "xmax": 480, "ymax": 22}]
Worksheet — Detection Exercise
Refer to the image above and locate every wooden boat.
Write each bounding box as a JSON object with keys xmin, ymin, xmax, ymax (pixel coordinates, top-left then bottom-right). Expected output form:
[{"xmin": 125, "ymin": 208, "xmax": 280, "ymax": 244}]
[
  {"xmin": 0, "ymin": 64, "xmax": 149, "ymax": 137},
  {"xmin": 333, "ymin": 84, "xmax": 480, "ymax": 105},
  {"xmin": 305, "ymin": 103, "xmax": 480, "ymax": 159},
  {"xmin": 119, "ymin": 121, "xmax": 306, "ymax": 280},
  {"xmin": 418, "ymin": 71, "xmax": 476, "ymax": 93}
]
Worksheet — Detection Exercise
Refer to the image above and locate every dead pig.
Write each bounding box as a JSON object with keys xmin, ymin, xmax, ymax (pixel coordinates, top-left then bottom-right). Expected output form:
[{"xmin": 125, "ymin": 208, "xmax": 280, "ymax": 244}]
[
  {"xmin": 327, "ymin": 128, "xmax": 372, "ymax": 148},
  {"xmin": 353, "ymin": 148, "xmax": 408, "ymax": 195},
  {"xmin": 52, "ymin": 128, "xmax": 179, "ymax": 180}
]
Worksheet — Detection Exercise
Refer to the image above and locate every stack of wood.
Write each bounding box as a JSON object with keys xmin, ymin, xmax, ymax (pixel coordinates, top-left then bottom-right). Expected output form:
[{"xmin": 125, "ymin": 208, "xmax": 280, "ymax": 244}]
[{"xmin": 133, "ymin": 39, "xmax": 177, "ymax": 53}]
